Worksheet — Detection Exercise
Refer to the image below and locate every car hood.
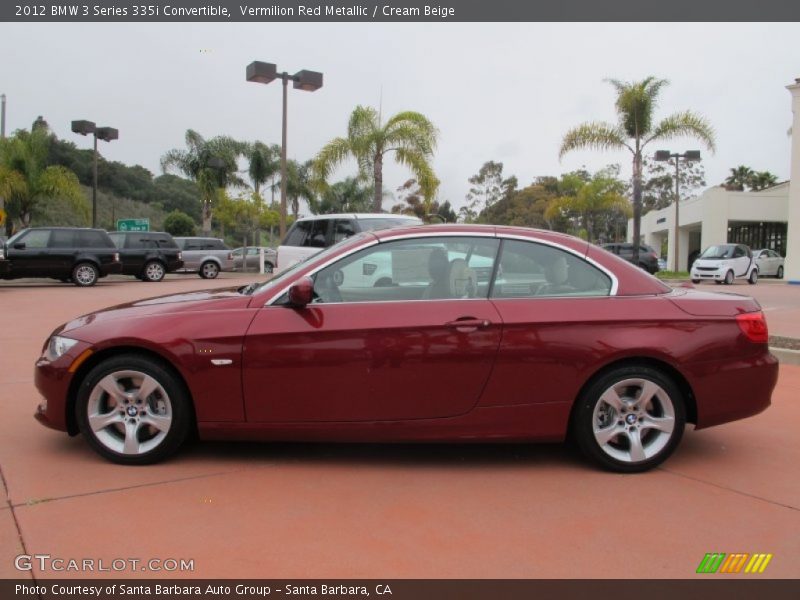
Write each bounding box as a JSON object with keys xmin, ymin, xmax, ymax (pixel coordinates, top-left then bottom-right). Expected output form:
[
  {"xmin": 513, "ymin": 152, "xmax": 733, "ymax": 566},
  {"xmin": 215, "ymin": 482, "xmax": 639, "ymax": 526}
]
[{"xmin": 59, "ymin": 287, "xmax": 252, "ymax": 334}]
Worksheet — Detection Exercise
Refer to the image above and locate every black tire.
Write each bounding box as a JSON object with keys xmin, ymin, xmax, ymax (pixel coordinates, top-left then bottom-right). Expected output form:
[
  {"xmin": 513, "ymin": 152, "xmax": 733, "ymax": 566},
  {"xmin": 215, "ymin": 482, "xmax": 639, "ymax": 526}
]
[
  {"xmin": 777, "ymin": 266, "xmax": 784, "ymax": 279},
  {"xmin": 72, "ymin": 262, "xmax": 99, "ymax": 287},
  {"xmin": 571, "ymin": 365, "xmax": 686, "ymax": 473},
  {"xmin": 199, "ymin": 261, "xmax": 219, "ymax": 279},
  {"xmin": 264, "ymin": 262, "xmax": 274, "ymax": 274},
  {"xmin": 748, "ymin": 269, "xmax": 758, "ymax": 285},
  {"xmin": 142, "ymin": 260, "xmax": 166, "ymax": 282},
  {"xmin": 75, "ymin": 354, "xmax": 192, "ymax": 465},
  {"xmin": 724, "ymin": 270, "xmax": 734, "ymax": 285},
  {"xmin": 691, "ymin": 279, "xmax": 700, "ymax": 284}
]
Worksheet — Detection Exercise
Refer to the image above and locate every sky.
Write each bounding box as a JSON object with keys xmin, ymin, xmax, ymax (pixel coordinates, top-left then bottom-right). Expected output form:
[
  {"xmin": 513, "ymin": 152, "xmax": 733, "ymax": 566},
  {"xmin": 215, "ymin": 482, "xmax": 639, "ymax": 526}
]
[{"xmin": 1, "ymin": 22, "xmax": 798, "ymax": 214}]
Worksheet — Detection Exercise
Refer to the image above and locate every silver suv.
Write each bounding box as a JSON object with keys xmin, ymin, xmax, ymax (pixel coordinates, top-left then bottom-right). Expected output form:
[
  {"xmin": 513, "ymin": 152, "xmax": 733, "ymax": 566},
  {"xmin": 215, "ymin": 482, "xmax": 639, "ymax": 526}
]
[{"xmin": 173, "ymin": 237, "xmax": 234, "ymax": 279}]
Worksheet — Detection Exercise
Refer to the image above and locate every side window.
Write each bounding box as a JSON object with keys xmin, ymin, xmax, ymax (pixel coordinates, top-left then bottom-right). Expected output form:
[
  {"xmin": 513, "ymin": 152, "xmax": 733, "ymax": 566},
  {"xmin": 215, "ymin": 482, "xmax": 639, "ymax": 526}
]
[
  {"xmin": 19, "ymin": 230, "xmax": 51, "ymax": 248},
  {"xmin": 77, "ymin": 231, "xmax": 113, "ymax": 247},
  {"xmin": 333, "ymin": 219, "xmax": 356, "ymax": 243},
  {"xmin": 283, "ymin": 221, "xmax": 310, "ymax": 246},
  {"xmin": 125, "ymin": 236, "xmax": 145, "ymax": 249},
  {"xmin": 49, "ymin": 230, "xmax": 75, "ymax": 248},
  {"xmin": 108, "ymin": 233, "xmax": 124, "ymax": 248},
  {"xmin": 311, "ymin": 237, "xmax": 500, "ymax": 304},
  {"xmin": 491, "ymin": 240, "xmax": 612, "ymax": 298},
  {"xmin": 305, "ymin": 220, "xmax": 329, "ymax": 248},
  {"xmin": 158, "ymin": 236, "xmax": 178, "ymax": 248},
  {"xmin": 733, "ymin": 246, "xmax": 746, "ymax": 258}
]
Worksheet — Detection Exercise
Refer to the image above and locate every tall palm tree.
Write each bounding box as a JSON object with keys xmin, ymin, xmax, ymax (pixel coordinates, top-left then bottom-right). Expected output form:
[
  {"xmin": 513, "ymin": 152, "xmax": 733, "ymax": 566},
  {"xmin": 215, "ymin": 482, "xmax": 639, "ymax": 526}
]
[
  {"xmin": 725, "ymin": 165, "xmax": 755, "ymax": 191},
  {"xmin": 544, "ymin": 174, "xmax": 632, "ymax": 243},
  {"xmin": 244, "ymin": 141, "xmax": 281, "ymax": 200},
  {"xmin": 560, "ymin": 77, "xmax": 715, "ymax": 262},
  {"xmin": 310, "ymin": 177, "xmax": 373, "ymax": 215},
  {"xmin": 160, "ymin": 130, "xmax": 245, "ymax": 234},
  {"xmin": 750, "ymin": 171, "xmax": 779, "ymax": 191},
  {"xmin": 313, "ymin": 105, "xmax": 439, "ymax": 211},
  {"xmin": 0, "ymin": 126, "xmax": 86, "ymax": 232}
]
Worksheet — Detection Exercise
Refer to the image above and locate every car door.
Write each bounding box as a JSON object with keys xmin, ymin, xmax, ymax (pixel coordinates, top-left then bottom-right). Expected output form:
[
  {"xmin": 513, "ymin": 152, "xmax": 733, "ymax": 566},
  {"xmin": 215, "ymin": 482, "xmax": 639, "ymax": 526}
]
[
  {"xmin": 732, "ymin": 245, "xmax": 750, "ymax": 276},
  {"xmin": 8, "ymin": 229, "xmax": 52, "ymax": 276},
  {"xmin": 242, "ymin": 235, "xmax": 503, "ymax": 423},
  {"xmin": 46, "ymin": 229, "xmax": 77, "ymax": 276},
  {"xmin": 481, "ymin": 238, "xmax": 615, "ymax": 407}
]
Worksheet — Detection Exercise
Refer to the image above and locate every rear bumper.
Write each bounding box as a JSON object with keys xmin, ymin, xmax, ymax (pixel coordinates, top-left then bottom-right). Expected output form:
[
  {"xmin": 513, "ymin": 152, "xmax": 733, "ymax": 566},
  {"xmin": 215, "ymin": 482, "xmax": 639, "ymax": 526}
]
[{"xmin": 689, "ymin": 351, "xmax": 779, "ymax": 429}]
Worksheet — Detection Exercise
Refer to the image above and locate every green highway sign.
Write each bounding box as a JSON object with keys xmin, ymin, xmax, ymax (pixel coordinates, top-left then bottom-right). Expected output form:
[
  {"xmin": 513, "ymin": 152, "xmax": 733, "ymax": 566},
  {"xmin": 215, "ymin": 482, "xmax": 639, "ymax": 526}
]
[{"xmin": 117, "ymin": 218, "xmax": 150, "ymax": 232}]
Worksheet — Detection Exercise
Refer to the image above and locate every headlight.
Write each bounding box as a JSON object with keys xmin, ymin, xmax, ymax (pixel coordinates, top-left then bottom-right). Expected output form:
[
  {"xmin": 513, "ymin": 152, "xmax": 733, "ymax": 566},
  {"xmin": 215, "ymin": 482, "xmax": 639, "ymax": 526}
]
[{"xmin": 47, "ymin": 336, "xmax": 79, "ymax": 360}]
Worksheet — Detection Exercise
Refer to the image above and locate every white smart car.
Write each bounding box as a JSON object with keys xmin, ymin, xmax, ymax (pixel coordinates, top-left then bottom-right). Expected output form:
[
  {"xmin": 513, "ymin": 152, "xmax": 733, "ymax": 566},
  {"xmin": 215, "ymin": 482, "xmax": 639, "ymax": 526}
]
[{"xmin": 690, "ymin": 243, "xmax": 758, "ymax": 285}]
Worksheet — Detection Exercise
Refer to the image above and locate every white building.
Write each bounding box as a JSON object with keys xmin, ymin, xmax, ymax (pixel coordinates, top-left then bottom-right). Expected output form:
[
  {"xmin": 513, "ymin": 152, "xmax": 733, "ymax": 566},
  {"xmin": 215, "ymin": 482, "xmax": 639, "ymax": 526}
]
[
  {"xmin": 629, "ymin": 77, "xmax": 800, "ymax": 283},
  {"xmin": 629, "ymin": 184, "xmax": 789, "ymax": 272}
]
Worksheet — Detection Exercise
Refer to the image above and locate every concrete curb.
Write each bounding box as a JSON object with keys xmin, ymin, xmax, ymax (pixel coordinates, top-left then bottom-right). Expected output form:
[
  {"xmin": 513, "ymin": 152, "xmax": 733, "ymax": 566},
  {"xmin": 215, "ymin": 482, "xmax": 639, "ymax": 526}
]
[{"xmin": 770, "ymin": 347, "xmax": 800, "ymax": 366}]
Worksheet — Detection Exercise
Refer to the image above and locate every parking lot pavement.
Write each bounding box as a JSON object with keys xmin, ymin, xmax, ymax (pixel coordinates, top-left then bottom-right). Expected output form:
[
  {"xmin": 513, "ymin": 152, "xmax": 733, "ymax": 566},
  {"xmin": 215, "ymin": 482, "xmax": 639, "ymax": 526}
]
[{"xmin": 1, "ymin": 276, "xmax": 798, "ymax": 579}]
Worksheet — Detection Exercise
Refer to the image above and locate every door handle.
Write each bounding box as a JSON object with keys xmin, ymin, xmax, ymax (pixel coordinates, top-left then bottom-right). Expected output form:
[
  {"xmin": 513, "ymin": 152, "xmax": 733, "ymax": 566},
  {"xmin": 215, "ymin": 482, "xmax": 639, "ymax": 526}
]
[{"xmin": 445, "ymin": 317, "xmax": 491, "ymax": 331}]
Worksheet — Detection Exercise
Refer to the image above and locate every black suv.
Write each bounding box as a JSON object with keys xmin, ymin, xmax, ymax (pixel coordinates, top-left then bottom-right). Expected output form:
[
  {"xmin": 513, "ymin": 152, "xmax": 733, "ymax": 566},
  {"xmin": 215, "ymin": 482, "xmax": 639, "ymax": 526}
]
[
  {"xmin": 108, "ymin": 231, "xmax": 184, "ymax": 282},
  {"xmin": 0, "ymin": 227, "xmax": 121, "ymax": 286},
  {"xmin": 601, "ymin": 243, "xmax": 660, "ymax": 274}
]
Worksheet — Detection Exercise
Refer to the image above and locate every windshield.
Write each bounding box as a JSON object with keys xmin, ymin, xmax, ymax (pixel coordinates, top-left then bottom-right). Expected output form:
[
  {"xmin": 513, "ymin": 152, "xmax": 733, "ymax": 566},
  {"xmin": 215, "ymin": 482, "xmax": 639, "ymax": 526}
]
[
  {"xmin": 243, "ymin": 232, "xmax": 371, "ymax": 296},
  {"xmin": 700, "ymin": 245, "xmax": 735, "ymax": 259}
]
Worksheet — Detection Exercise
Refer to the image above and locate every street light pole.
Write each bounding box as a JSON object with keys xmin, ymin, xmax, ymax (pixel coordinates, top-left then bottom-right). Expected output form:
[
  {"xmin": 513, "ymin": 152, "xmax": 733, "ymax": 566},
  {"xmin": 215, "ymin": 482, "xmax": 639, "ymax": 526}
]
[
  {"xmin": 655, "ymin": 150, "xmax": 701, "ymax": 272},
  {"xmin": 71, "ymin": 121, "xmax": 118, "ymax": 228},
  {"xmin": 246, "ymin": 61, "xmax": 323, "ymax": 240}
]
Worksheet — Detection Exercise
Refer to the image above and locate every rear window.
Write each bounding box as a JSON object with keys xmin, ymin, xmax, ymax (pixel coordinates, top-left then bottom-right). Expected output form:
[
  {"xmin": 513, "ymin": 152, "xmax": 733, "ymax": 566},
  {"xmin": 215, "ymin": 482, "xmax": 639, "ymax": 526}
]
[
  {"xmin": 282, "ymin": 220, "xmax": 328, "ymax": 248},
  {"xmin": 108, "ymin": 232, "xmax": 124, "ymax": 248},
  {"xmin": 77, "ymin": 230, "xmax": 115, "ymax": 248},
  {"xmin": 156, "ymin": 235, "xmax": 178, "ymax": 248}
]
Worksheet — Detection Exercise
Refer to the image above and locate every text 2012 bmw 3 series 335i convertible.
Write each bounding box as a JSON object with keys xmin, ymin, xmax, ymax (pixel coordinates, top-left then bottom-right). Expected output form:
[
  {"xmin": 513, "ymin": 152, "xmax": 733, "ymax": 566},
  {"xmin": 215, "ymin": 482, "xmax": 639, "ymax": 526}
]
[{"xmin": 34, "ymin": 224, "xmax": 778, "ymax": 472}]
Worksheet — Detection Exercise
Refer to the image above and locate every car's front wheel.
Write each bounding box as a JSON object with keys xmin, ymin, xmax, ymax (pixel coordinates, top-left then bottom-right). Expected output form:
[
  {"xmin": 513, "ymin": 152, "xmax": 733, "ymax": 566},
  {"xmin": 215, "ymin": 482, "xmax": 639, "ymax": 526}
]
[
  {"xmin": 142, "ymin": 260, "xmax": 166, "ymax": 282},
  {"xmin": 572, "ymin": 366, "xmax": 686, "ymax": 473},
  {"xmin": 72, "ymin": 262, "xmax": 99, "ymax": 287},
  {"xmin": 76, "ymin": 354, "xmax": 192, "ymax": 464},
  {"xmin": 724, "ymin": 270, "xmax": 734, "ymax": 285},
  {"xmin": 199, "ymin": 261, "xmax": 219, "ymax": 279},
  {"xmin": 691, "ymin": 279, "xmax": 700, "ymax": 284}
]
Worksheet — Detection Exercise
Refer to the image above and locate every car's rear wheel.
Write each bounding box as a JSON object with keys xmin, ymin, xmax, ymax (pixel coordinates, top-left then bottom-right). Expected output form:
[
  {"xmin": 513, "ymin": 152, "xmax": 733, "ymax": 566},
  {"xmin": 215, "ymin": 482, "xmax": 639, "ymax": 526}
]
[
  {"xmin": 143, "ymin": 260, "xmax": 166, "ymax": 282},
  {"xmin": 724, "ymin": 270, "xmax": 734, "ymax": 285},
  {"xmin": 72, "ymin": 262, "xmax": 99, "ymax": 287},
  {"xmin": 76, "ymin": 354, "xmax": 192, "ymax": 465},
  {"xmin": 199, "ymin": 261, "xmax": 219, "ymax": 279},
  {"xmin": 777, "ymin": 266, "xmax": 784, "ymax": 279},
  {"xmin": 572, "ymin": 366, "xmax": 686, "ymax": 473},
  {"xmin": 748, "ymin": 269, "xmax": 758, "ymax": 285}
]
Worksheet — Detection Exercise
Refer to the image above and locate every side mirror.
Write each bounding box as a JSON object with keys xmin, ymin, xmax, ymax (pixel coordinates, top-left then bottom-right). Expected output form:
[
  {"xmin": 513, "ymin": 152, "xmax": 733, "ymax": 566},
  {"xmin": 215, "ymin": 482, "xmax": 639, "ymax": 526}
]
[
  {"xmin": 13, "ymin": 242, "xmax": 25, "ymax": 250},
  {"xmin": 287, "ymin": 276, "xmax": 314, "ymax": 308}
]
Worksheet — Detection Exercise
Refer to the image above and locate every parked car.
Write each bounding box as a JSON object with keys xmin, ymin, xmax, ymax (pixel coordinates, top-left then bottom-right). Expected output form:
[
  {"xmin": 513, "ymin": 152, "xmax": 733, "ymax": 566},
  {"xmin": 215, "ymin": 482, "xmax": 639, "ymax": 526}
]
[
  {"xmin": 690, "ymin": 243, "xmax": 759, "ymax": 285},
  {"xmin": 107, "ymin": 231, "xmax": 183, "ymax": 282},
  {"xmin": 0, "ymin": 227, "xmax": 121, "ymax": 286},
  {"xmin": 753, "ymin": 249, "xmax": 785, "ymax": 279},
  {"xmin": 34, "ymin": 224, "xmax": 778, "ymax": 472},
  {"xmin": 600, "ymin": 243, "xmax": 660, "ymax": 274},
  {"xmin": 173, "ymin": 237, "xmax": 234, "ymax": 279},
  {"xmin": 276, "ymin": 213, "xmax": 422, "ymax": 273},
  {"xmin": 231, "ymin": 246, "xmax": 277, "ymax": 273}
]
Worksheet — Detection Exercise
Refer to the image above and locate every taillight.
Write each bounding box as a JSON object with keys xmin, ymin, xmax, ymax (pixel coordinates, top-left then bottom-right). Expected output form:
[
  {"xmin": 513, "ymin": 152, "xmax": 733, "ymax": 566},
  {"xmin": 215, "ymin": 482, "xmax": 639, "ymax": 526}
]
[
  {"xmin": 736, "ymin": 312, "xmax": 769, "ymax": 343},
  {"xmin": 178, "ymin": 252, "xmax": 182, "ymax": 260}
]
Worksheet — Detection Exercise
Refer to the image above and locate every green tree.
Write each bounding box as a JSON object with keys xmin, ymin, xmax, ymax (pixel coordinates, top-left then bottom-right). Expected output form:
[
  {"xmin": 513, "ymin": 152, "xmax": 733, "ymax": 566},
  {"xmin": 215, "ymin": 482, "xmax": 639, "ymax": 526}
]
[
  {"xmin": 151, "ymin": 174, "xmax": 202, "ymax": 220},
  {"xmin": 460, "ymin": 161, "xmax": 517, "ymax": 223},
  {"xmin": 724, "ymin": 165, "xmax": 755, "ymax": 191},
  {"xmin": 544, "ymin": 171, "xmax": 632, "ymax": 243},
  {"xmin": 0, "ymin": 126, "xmax": 86, "ymax": 233},
  {"xmin": 560, "ymin": 77, "xmax": 715, "ymax": 261},
  {"xmin": 285, "ymin": 159, "xmax": 315, "ymax": 217},
  {"xmin": 642, "ymin": 158, "xmax": 705, "ymax": 213},
  {"xmin": 479, "ymin": 182, "xmax": 558, "ymax": 229},
  {"xmin": 160, "ymin": 130, "xmax": 245, "ymax": 234},
  {"xmin": 163, "ymin": 210, "xmax": 197, "ymax": 237},
  {"xmin": 391, "ymin": 178, "xmax": 455, "ymax": 223},
  {"xmin": 749, "ymin": 170, "xmax": 779, "ymax": 191},
  {"xmin": 313, "ymin": 105, "xmax": 439, "ymax": 211},
  {"xmin": 311, "ymin": 177, "xmax": 373, "ymax": 214}
]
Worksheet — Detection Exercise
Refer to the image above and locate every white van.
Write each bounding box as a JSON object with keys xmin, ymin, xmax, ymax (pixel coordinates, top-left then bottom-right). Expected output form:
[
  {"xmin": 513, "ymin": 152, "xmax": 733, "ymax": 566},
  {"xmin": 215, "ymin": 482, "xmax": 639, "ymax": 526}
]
[{"xmin": 275, "ymin": 213, "xmax": 423, "ymax": 273}]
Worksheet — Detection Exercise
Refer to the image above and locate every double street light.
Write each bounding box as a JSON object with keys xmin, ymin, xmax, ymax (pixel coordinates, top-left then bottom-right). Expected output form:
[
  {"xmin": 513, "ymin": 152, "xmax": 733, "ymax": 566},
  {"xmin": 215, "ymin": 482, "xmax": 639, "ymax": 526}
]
[
  {"xmin": 246, "ymin": 61, "xmax": 323, "ymax": 240},
  {"xmin": 654, "ymin": 150, "xmax": 701, "ymax": 272},
  {"xmin": 71, "ymin": 120, "xmax": 118, "ymax": 228}
]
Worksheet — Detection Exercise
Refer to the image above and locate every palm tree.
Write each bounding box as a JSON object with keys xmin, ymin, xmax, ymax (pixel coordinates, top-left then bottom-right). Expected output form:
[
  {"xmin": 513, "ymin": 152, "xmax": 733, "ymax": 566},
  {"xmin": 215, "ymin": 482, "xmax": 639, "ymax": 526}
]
[
  {"xmin": 244, "ymin": 141, "xmax": 280, "ymax": 200},
  {"xmin": 310, "ymin": 177, "xmax": 373, "ymax": 215},
  {"xmin": 313, "ymin": 105, "xmax": 439, "ymax": 211},
  {"xmin": 544, "ymin": 174, "xmax": 632, "ymax": 243},
  {"xmin": 559, "ymin": 77, "xmax": 715, "ymax": 262},
  {"xmin": 160, "ymin": 130, "xmax": 245, "ymax": 234},
  {"xmin": 749, "ymin": 170, "xmax": 779, "ymax": 191},
  {"xmin": 0, "ymin": 126, "xmax": 86, "ymax": 233},
  {"xmin": 285, "ymin": 159, "xmax": 316, "ymax": 217},
  {"xmin": 725, "ymin": 165, "xmax": 755, "ymax": 191}
]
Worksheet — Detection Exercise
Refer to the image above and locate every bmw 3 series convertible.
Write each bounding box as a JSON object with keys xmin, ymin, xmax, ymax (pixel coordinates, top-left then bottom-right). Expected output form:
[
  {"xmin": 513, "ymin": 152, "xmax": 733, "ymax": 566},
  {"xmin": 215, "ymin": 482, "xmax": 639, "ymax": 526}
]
[{"xmin": 34, "ymin": 225, "xmax": 778, "ymax": 472}]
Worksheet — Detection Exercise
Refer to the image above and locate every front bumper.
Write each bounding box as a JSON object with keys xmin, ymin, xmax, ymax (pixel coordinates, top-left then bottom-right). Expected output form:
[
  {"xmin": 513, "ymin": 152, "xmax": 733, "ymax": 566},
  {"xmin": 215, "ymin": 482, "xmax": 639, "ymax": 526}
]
[
  {"xmin": 691, "ymin": 268, "xmax": 724, "ymax": 280},
  {"xmin": 33, "ymin": 341, "xmax": 92, "ymax": 434}
]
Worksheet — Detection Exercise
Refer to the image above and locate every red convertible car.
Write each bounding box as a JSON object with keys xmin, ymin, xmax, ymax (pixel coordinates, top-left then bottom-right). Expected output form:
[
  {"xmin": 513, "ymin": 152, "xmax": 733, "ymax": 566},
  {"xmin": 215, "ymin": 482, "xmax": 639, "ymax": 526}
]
[{"xmin": 34, "ymin": 225, "xmax": 778, "ymax": 472}]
